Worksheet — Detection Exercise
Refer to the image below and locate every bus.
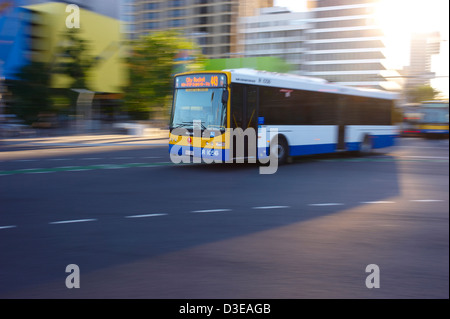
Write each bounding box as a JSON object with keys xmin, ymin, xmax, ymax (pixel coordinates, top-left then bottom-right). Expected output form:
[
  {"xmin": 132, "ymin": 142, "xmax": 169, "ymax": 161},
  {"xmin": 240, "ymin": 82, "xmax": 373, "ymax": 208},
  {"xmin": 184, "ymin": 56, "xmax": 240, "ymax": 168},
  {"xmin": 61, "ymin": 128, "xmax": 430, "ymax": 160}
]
[
  {"xmin": 412, "ymin": 101, "xmax": 449, "ymax": 139},
  {"xmin": 168, "ymin": 68, "xmax": 399, "ymax": 165},
  {"xmin": 401, "ymin": 103, "xmax": 423, "ymax": 137}
]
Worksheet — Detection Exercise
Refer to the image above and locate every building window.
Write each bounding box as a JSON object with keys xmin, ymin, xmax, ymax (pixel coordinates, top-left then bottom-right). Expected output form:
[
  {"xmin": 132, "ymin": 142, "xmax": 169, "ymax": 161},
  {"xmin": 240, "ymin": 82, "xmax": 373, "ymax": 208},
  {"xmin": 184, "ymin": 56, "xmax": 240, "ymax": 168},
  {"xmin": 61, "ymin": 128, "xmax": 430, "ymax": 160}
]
[
  {"xmin": 144, "ymin": 3, "xmax": 159, "ymax": 10},
  {"xmin": 144, "ymin": 22, "xmax": 159, "ymax": 30},
  {"xmin": 169, "ymin": 19, "xmax": 185, "ymax": 28},
  {"xmin": 170, "ymin": 0, "xmax": 185, "ymax": 7}
]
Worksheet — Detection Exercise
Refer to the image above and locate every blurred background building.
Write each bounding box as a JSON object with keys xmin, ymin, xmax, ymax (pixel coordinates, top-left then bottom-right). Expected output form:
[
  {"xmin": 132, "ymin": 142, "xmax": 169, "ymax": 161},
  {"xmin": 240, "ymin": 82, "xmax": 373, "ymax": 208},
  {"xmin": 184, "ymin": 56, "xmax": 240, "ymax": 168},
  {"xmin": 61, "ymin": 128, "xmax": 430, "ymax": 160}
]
[
  {"xmin": 238, "ymin": 6, "xmax": 311, "ymax": 72},
  {"xmin": 20, "ymin": 0, "xmax": 121, "ymax": 19},
  {"xmin": 302, "ymin": 0, "xmax": 400, "ymax": 90},
  {"xmin": 1, "ymin": 0, "xmax": 125, "ymax": 89},
  {"xmin": 0, "ymin": 0, "xmax": 127, "ymax": 121},
  {"xmin": 1, "ymin": 0, "xmax": 446, "ymax": 124},
  {"xmin": 403, "ymin": 31, "xmax": 441, "ymax": 91},
  {"xmin": 120, "ymin": 0, "xmax": 273, "ymax": 58}
]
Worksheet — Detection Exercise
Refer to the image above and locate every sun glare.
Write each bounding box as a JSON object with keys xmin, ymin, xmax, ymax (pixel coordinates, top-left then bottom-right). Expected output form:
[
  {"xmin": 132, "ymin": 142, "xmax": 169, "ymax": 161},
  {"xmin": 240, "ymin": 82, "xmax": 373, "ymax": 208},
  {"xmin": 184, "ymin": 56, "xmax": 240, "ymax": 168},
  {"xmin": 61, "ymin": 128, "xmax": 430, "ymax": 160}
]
[{"xmin": 376, "ymin": 0, "xmax": 448, "ymax": 66}]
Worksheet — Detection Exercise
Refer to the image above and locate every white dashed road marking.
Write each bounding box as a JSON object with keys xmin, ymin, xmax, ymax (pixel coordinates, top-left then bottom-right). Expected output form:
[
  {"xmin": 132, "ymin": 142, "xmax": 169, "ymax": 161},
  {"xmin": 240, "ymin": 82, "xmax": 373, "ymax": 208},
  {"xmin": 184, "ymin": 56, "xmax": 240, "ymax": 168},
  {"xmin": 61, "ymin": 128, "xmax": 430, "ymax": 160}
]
[
  {"xmin": 3, "ymin": 199, "xmax": 447, "ymax": 230},
  {"xmin": 361, "ymin": 201, "xmax": 396, "ymax": 204},
  {"xmin": 125, "ymin": 213, "xmax": 168, "ymax": 218},
  {"xmin": 49, "ymin": 219, "xmax": 97, "ymax": 225},
  {"xmin": 252, "ymin": 206, "xmax": 290, "ymax": 209},
  {"xmin": 191, "ymin": 209, "xmax": 232, "ymax": 213},
  {"xmin": 0, "ymin": 225, "xmax": 17, "ymax": 230},
  {"xmin": 308, "ymin": 203, "xmax": 344, "ymax": 207}
]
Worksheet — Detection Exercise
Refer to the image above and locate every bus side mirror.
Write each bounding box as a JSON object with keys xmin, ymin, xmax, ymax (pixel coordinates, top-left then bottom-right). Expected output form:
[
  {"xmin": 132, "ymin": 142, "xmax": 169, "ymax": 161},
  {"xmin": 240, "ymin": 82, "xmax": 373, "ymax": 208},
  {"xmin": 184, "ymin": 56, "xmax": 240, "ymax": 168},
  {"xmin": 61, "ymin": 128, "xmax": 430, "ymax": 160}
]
[{"xmin": 222, "ymin": 90, "xmax": 229, "ymax": 104}]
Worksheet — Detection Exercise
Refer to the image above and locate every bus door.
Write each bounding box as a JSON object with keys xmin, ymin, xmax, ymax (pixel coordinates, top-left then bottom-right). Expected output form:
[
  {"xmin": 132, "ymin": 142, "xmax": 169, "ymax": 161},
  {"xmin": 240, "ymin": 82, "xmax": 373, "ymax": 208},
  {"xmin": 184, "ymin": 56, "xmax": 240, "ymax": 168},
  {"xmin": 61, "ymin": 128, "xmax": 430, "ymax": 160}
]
[
  {"xmin": 230, "ymin": 84, "xmax": 258, "ymax": 160},
  {"xmin": 337, "ymin": 125, "xmax": 346, "ymax": 150},
  {"xmin": 245, "ymin": 86, "xmax": 258, "ymax": 160},
  {"xmin": 337, "ymin": 96, "xmax": 346, "ymax": 150}
]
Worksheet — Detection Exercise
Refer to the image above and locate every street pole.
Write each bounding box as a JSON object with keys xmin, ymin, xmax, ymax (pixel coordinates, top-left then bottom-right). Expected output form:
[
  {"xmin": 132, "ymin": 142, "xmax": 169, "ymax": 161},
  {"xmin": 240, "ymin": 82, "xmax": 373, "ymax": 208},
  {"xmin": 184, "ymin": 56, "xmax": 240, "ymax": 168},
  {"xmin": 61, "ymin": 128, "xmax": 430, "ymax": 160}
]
[{"xmin": 0, "ymin": 61, "xmax": 5, "ymax": 120}]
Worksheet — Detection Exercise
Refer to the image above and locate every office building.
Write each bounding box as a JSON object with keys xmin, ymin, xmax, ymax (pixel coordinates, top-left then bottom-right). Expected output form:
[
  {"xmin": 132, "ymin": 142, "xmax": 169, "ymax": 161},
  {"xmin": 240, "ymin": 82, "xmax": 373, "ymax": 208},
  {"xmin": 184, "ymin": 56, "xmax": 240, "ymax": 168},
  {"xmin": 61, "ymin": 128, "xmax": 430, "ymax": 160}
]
[
  {"xmin": 1, "ymin": 1, "xmax": 126, "ymax": 92},
  {"xmin": 404, "ymin": 31, "xmax": 441, "ymax": 90},
  {"xmin": 303, "ymin": 0, "xmax": 399, "ymax": 90},
  {"xmin": 238, "ymin": 6, "xmax": 311, "ymax": 73},
  {"xmin": 122, "ymin": 0, "xmax": 273, "ymax": 58}
]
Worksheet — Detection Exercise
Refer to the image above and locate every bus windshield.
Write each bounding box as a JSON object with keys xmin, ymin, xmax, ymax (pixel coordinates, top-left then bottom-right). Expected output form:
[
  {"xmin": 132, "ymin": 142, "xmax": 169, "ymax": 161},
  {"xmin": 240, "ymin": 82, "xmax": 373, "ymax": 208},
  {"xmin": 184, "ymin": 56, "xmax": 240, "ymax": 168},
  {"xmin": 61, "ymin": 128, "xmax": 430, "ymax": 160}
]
[
  {"xmin": 170, "ymin": 88, "xmax": 227, "ymax": 130},
  {"xmin": 420, "ymin": 108, "xmax": 449, "ymax": 124}
]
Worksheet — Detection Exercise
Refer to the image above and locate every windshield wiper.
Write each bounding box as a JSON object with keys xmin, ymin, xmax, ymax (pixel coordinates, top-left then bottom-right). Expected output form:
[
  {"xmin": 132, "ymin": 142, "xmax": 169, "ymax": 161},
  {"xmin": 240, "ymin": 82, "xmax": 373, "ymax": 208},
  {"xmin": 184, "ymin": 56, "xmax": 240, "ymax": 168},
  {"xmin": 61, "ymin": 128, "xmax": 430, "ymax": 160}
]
[
  {"xmin": 171, "ymin": 122, "xmax": 207, "ymax": 130},
  {"xmin": 207, "ymin": 124, "xmax": 225, "ymax": 130},
  {"xmin": 171, "ymin": 122, "xmax": 193, "ymax": 129}
]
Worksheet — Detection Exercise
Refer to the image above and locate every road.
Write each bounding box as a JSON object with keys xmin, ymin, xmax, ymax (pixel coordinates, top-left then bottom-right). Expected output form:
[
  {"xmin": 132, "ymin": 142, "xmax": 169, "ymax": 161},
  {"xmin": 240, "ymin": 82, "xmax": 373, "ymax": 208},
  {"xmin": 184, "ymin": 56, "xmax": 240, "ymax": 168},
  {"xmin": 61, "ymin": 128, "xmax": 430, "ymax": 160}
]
[{"xmin": 0, "ymin": 136, "xmax": 448, "ymax": 299}]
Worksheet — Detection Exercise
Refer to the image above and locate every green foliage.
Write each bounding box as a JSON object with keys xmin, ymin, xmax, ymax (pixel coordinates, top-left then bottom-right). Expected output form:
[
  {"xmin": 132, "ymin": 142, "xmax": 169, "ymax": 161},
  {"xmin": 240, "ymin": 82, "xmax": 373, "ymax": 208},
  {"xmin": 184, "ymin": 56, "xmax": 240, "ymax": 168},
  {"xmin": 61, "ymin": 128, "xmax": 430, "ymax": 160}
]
[
  {"xmin": 7, "ymin": 30, "xmax": 96, "ymax": 124},
  {"xmin": 8, "ymin": 61, "xmax": 54, "ymax": 125},
  {"xmin": 406, "ymin": 85, "xmax": 441, "ymax": 103},
  {"xmin": 52, "ymin": 29, "xmax": 95, "ymax": 90},
  {"xmin": 124, "ymin": 31, "xmax": 205, "ymax": 120}
]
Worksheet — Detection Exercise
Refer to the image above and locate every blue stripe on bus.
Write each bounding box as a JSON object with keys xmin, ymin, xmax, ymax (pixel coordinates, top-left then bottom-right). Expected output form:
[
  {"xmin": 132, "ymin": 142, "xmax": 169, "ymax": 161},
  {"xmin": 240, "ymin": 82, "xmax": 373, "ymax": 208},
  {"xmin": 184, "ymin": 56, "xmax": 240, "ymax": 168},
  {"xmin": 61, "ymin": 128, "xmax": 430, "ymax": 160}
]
[
  {"xmin": 169, "ymin": 134, "xmax": 397, "ymax": 161},
  {"xmin": 346, "ymin": 142, "xmax": 360, "ymax": 152},
  {"xmin": 289, "ymin": 143, "xmax": 336, "ymax": 156},
  {"xmin": 169, "ymin": 144, "xmax": 230, "ymax": 161},
  {"xmin": 346, "ymin": 134, "xmax": 396, "ymax": 151},
  {"xmin": 420, "ymin": 129, "xmax": 449, "ymax": 134},
  {"xmin": 371, "ymin": 135, "xmax": 396, "ymax": 149}
]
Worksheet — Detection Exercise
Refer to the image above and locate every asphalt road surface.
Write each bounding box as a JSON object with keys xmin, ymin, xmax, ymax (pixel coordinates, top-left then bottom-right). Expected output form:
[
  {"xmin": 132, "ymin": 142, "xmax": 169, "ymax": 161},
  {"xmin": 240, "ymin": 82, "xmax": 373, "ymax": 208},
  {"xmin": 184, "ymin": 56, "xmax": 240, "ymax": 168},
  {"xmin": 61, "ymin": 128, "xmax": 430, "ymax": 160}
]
[{"xmin": 0, "ymin": 136, "xmax": 448, "ymax": 299}]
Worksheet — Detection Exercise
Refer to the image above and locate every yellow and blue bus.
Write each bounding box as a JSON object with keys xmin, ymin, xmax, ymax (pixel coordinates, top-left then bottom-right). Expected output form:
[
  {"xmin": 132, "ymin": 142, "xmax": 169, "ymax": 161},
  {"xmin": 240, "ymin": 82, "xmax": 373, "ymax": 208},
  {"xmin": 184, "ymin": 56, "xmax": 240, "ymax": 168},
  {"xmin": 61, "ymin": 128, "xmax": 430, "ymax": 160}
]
[
  {"xmin": 415, "ymin": 101, "xmax": 449, "ymax": 138},
  {"xmin": 169, "ymin": 69, "xmax": 399, "ymax": 164}
]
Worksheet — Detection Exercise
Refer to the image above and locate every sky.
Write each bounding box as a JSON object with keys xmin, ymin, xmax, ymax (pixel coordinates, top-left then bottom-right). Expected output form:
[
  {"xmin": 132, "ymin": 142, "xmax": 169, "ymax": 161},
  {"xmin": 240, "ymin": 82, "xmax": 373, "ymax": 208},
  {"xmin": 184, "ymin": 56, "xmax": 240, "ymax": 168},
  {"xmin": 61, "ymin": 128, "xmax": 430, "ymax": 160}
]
[{"xmin": 274, "ymin": 0, "xmax": 449, "ymax": 98}]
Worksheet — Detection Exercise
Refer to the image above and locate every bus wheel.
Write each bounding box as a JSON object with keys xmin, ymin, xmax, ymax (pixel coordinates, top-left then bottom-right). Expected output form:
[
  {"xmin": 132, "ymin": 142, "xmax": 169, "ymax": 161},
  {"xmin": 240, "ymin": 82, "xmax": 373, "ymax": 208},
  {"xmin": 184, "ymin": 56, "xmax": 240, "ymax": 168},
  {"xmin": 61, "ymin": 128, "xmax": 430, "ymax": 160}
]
[
  {"xmin": 359, "ymin": 135, "xmax": 373, "ymax": 156},
  {"xmin": 270, "ymin": 136, "xmax": 289, "ymax": 165}
]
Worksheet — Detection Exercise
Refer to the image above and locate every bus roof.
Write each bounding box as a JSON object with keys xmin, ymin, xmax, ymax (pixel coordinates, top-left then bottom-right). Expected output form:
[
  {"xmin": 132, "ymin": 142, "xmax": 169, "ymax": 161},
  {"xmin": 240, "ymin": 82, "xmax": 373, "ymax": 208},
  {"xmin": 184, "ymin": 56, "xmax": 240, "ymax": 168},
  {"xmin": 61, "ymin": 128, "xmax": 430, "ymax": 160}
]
[{"xmin": 224, "ymin": 68, "xmax": 399, "ymax": 100}]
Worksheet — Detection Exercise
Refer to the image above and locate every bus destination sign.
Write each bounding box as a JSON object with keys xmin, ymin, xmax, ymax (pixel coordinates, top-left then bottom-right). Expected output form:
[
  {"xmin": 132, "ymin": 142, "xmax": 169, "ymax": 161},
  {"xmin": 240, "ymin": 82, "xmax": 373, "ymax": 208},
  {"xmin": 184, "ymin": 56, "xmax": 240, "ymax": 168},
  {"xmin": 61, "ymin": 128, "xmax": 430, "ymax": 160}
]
[{"xmin": 175, "ymin": 74, "xmax": 227, "ymax": 88}]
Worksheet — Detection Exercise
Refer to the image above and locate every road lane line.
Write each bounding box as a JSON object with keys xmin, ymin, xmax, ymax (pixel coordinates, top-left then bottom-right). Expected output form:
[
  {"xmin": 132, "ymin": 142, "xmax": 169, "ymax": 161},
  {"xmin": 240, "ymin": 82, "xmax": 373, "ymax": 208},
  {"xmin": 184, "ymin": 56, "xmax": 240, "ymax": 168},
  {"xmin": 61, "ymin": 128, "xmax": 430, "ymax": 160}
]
[
  {"xmin": 191, "ymin": 209, "xmax": 232, "ymax": 213},
  {"xmin": 308, "ymin": 203, "xmax": 344, "ymax": 206},
  {"xmin": 49, "ymin": 219, "xmax": 97, "ymax": 225},
  {"xmin": 0, "ymin": 162, "xmax": 175, "ymax": 176},
  {"xmin": 361, "ymin": 201, "xmax": 395, "ymax": 204},
  {"xmin": 252, "ymin": 206, "xmax": 290, "ymax": 209},
  {"xmin": 0, "ymin": 225, "xmax": 17, "ymax": 230},
  {"xmin": 125, "ymin": 213, "xmax": 168, "ymax": 218},
  {"xmin": 27, "ymin": 171, "xmax": 52, "ymax": 174},
  {"xmin": 100, "ymin": 164, "xmax": 126, "ymax": 169}
]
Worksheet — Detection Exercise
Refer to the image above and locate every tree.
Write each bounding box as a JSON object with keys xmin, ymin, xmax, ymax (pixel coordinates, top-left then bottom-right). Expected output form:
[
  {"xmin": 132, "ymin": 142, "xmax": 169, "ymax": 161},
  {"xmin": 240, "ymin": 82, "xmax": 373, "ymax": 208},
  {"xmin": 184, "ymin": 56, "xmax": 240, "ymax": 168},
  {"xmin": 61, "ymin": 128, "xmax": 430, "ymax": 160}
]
[
  {"xmin": 8, "ymin": 61, "xmax": 53, "ymax": 125},
  {"xmin": 124, "ymin": 31, "xmax": 205, "ymax": 120},
  {"xmin": 7, "ymin": 30, "xmax": 96, "ymax": 125},
  {"xmin": 406, "ymin": 85, "xmax": 441, "ymax": 103},
  {"xmin": 52, "ymin": 29, "xmax": 95, "ymax": 90}
]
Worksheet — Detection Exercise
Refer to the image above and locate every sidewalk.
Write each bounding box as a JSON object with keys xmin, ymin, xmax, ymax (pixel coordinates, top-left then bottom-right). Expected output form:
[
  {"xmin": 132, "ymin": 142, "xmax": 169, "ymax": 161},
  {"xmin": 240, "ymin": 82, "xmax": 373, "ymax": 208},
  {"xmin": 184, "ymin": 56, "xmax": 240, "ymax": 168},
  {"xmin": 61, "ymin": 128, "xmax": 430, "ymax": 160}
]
[{"xmin": 0, "ymin": 126, "xmax": 169, "ymax": 148}]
